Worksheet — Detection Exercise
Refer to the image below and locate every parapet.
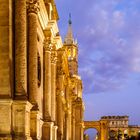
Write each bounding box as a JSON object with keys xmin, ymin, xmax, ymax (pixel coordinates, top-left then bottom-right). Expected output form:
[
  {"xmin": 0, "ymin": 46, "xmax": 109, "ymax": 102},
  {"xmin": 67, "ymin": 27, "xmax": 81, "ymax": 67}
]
[{"xmin": 101, "ymin": 115, "xmax": 129, "ymax": 120}]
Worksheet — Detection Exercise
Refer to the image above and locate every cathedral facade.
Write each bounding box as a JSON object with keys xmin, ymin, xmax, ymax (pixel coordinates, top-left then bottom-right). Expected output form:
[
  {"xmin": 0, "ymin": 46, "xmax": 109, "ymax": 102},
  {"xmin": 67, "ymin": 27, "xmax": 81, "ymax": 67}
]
[{"xmin": 0, "ymin": 0, "xmax": 84, "ymax": 140}]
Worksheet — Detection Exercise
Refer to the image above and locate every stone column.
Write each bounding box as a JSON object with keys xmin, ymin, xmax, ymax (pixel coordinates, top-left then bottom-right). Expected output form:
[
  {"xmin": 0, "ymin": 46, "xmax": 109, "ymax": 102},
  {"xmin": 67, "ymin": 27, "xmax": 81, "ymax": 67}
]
[
  {"xmin": 51, "ymin": 49, "xmax": 57, "ymax": 122},
  {"xmin": 72, "ymin": 105, "xmax": 76, "ymax": 140},
  {"xmin": 27, "ymin": 1, "xmax": 42, "ymax": 139},
  {"xmin": 56, "ymin": 73, "xmax": 65, "ymax": 140},
  {"xmin": 27, "ymin": 0, "xmax": 39, "ymax": 108},
  {"xmin": 100, "ymin": 121, "xmax": 108, "ymax": 140},
  {"xmin": 65, "ymin": 84, "xmax": 72, "ymax": 140},
  {"xmin": 65, "ymin": 109, "xmax": 72, "ymax": 140},
  {"xmin": 15, "ymin": 0, "xmax": 27, "ymax": 98},
  {"xmin": 43, "ymin": 37, "xmax": 52, "ymax": 120},
  {"xmin": 42, "ymin": 38, "xmax": 53, "ymax": 140},
  {"xmin": 75, "ymin": 99, "xmax": 84, "ymax": 140},
  {"xmin": 56, "ymin": 92, "xmax": 63, "ymax": 140}
]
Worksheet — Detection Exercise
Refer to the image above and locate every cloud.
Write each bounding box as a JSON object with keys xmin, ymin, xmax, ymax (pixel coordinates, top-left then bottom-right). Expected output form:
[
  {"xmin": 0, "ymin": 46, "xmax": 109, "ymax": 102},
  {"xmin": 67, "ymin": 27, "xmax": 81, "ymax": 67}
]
[{"xmin": 56, "ymin": 0, "xmax": 140, "ymax": 94}]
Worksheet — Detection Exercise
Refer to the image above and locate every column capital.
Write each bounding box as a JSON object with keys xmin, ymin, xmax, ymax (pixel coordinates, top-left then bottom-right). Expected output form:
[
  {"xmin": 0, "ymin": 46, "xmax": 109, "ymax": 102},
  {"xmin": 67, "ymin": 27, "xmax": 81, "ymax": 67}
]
[
  {"xmin": 51, "ymin": 50, "xmax": 57, "ymax": 63},
  {"xmin": 27, "ymin": 0, "xmax": 39, "ymax": 14},
  {"xmin": 43, "ymin": 38, "xmax": 52, "ymax": 51},
  {"xmin": 57, "ymin": 67, "xmax": 65, "ymax": 75},
  {"xmin": 65, "ymin": 108, "xmax": 71, "ymax": 117},
  {"xmin": 56, "ymin": 90, "xmax": 64, "ymax": 97}
]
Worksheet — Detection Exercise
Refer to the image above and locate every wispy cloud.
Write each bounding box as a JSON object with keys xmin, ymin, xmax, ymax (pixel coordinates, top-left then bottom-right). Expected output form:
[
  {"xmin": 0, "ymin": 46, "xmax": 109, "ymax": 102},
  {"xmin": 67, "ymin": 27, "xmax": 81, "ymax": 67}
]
[{"xmin": 56, "ymin": 0, "xmax": 140, "ymax": 94}]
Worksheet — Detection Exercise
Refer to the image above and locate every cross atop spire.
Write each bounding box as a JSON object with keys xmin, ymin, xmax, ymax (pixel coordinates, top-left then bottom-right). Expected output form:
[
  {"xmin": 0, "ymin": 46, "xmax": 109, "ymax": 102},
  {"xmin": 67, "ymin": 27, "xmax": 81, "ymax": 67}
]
[
  {"xmin": 68, "ymin": 13, "xmax": 72, "ymax": 25},
  {"xmin": 64, "ymin": 13, "xmax": 74, "ymax": 45}
]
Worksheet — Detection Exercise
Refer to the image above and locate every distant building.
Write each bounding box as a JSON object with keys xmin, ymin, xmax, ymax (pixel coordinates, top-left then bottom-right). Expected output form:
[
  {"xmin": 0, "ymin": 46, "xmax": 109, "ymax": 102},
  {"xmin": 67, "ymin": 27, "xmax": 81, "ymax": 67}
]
[
  {"xmin": 101, "ymin": 116, "xmax": 140, "ymax": 140},
  {"xmin": 84, "ymin": 116, "xmax": 140, "ymax": 140}
]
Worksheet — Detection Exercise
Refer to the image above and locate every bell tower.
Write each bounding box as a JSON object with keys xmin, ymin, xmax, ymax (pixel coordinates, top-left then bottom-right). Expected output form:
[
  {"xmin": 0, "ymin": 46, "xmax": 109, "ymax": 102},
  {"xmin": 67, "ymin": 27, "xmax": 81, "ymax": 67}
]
[{"xmin": 64, "ymin": 14, "xmax": 78, "ymax": 75}]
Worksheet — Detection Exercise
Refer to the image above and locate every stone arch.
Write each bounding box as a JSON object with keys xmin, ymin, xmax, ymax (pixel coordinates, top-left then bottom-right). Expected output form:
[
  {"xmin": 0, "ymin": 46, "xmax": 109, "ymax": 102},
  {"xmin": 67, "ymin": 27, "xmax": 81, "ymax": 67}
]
[
  {"xmin": 84, "ymin": 128, "xmax": 99, "ymax": 140},
  {"xmin": 84, "ymin": 121, "xmax": 101, "ymax": 132},
  {"xmin": 84, "ymin": 121, "xmax": 108, "ymax": 140},
  {"xmin": 84, "ymin": 121, "xmax": 101, "ymax": 139}
]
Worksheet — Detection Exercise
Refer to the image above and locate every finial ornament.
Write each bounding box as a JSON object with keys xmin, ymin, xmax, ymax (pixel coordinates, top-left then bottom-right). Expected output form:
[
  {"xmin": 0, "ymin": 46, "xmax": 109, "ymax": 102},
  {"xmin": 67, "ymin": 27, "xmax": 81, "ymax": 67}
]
[{"xmin": 68, "ymin": 13, "xmax": 72, "ymax": 25}]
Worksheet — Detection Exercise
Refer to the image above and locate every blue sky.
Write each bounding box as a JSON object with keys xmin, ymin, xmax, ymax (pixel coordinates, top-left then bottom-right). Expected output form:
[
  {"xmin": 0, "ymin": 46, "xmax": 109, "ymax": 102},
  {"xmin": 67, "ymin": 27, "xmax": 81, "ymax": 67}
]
[{"xmin": 55, "ymin": 0, "xmax": 140, "ymax": 133}]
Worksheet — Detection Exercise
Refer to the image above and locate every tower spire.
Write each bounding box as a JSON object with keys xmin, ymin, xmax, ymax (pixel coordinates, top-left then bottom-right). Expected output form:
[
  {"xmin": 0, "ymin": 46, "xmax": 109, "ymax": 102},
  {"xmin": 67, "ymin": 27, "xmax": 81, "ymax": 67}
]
[
  {"xmin": 68, "ymin": 13, "xmax": 72, "ymax": 25},
  {"xmin": 64, "ymin": 13, "xmax": 74, "ymax": 44}
]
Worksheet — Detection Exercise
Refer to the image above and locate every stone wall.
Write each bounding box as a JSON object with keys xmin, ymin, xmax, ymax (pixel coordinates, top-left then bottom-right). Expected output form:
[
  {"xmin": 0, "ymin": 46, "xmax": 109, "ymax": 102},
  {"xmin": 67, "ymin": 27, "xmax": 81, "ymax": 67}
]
[{"xmin": 0, "ymin": 0, "xmax": 13, "ymax": 97}]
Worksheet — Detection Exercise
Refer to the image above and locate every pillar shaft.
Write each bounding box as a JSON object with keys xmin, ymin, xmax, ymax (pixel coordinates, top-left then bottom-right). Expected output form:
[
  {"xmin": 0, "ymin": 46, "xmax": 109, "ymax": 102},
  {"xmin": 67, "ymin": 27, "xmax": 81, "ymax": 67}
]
[
  {"xmin": 56, "ymin": 73, "xmax": 65, "ymax": 140},
  {"xmin": 72, "ymin": 104, "xmax": 76, "ymax": 140},
  {"xmin": 43, "ymin": 40, "xmax": 52, "ymax": 120},
  {"xmin": 56, "ymin": 91, "xmax": 64, "ymax": 140},
  {"xmin": 15, "ymin": 0, "xmax": 27, "ymax": 98},
  {"xmin": 42, "ymin": 37, "xmax": 53, "ymax": 140},
  {"xmin": 65, "ymin": 110, "xmax": 72, "ymax": 140},
  {"xmin": 65, "ymin": 85, "xmax": 72, "ymax": 140},
  {"xmin": 51, "ymin": 51, "xmax": 57, "ymax": 122},
  {"xmin": 57, "ymin": 93, "xmax": 63, "ymax": 133},
  {"xmin": 27, "ymin": 0, "xmax": 39, "ymax": 107}
]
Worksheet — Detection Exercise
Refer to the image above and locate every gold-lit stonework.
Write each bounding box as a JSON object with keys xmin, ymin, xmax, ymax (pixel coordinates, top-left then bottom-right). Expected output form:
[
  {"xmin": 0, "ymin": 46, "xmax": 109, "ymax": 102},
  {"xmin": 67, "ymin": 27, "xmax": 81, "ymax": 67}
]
[
  {"xmin": 0, "ymin": 0, "xmax": 84, "ymax": 140},
  {"xmin": 84, "ymin": 116, "xmax": 140, "ymax": 140},
  {"xmin": 101, "ymin": 116, "xmax": 140, "ymax": 140},
  {"xmin": 1, "ymin": 1, "xmax": 139, "ymax": 140}
]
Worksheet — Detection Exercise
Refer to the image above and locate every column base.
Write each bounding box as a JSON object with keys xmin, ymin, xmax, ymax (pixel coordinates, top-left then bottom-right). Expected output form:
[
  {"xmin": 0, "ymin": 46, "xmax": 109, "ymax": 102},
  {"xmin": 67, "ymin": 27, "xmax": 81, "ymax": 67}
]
[
  {"xmin": 0, "ymin": 99, "xmax": 12, "ymax": 137},
  {"xmin": 12, "ymin": 100, "xmax": 32, "ymax": 139},
  {"xmin": 57, "ymin": 130, "xmax": 63, "ymax": 140},
  {"xmin": 0, "ymin": 134, "xmax": 12, "ymax": 140},
  {"xmin": 75, "ymin": 124, "xmax": 84, "ymax": 140},
  {"xmin": 12, "ymin": 135, "xmax": 32, "ymax": 140},
  {"xmin": 42, "ymin": 122, "xmax": 54, "ymax": 140},
  {"xmin": 52, "ymin": 126, "xmax": 58, "ymax": 140},
  {"xmin": 30, "ymin": 110, "xmax": 43, "ymax": 140}
]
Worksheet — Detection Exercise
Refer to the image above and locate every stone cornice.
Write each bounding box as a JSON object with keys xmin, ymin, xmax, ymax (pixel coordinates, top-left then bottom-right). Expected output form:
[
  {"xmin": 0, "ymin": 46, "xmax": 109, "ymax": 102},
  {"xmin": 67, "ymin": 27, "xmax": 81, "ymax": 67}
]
[
  {"xmin": 54, "ymin": 35, "xmax": 63, "ymax": 49},
  {"xmin": 46, "ymin": 20, "xmax": 59, "ymax": 39},
  {"xmin": 38, "ymin": 0, "xmax": 49, "ymax": 29}
]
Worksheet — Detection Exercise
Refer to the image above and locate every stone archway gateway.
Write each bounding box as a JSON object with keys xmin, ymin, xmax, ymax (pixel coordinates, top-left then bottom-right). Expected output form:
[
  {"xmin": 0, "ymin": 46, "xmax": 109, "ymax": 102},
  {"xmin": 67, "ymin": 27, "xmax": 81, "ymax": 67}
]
[{"xmin": 84, "ymin": 120, "xmax": 108, "ymax": 140}]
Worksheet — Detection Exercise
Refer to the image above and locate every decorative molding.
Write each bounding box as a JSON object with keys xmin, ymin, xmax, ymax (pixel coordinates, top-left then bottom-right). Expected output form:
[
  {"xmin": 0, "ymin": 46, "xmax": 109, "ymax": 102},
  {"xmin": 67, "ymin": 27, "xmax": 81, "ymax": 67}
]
[
  {"xmin": 56, "ymin": 90, "xmax": 64, "ymax": 97},
  {"xmin": 38, "ymin": 0, "xmax": 49, "ymax": 29},
  {"xmin": 57, "ymin": 67, "xmax": 65, "ymax": 75}
]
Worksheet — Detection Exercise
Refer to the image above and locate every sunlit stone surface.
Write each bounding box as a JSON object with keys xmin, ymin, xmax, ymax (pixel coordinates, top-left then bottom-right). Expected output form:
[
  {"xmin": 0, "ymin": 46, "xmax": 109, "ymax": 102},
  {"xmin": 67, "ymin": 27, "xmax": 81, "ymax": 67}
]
[{"xmin": 0, "ymin": 0, "xmax": 84, "ymax": 139}]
